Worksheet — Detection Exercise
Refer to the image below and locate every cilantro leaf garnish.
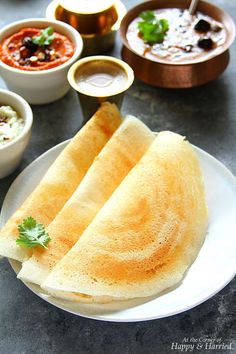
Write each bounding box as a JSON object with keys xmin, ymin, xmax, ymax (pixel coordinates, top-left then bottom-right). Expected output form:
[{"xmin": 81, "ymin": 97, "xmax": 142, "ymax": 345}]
[
  {"xmin": 32, "ymin": 27, "xmax": 55, "ymax": 46},
  {"xmin": 140, "ymin": 10, "xmax": 156, "ymax": 22},
  {"xmin": 16, "ymin": 217, "xmax": 51, "ymax": 249},
  {"xmin": 137, "ymin": 11, "xmax": 169, "ymax": 44}
]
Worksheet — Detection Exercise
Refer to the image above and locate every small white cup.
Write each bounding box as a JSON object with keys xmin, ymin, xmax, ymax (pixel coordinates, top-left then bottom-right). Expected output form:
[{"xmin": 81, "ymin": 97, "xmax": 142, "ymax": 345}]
[
  {"xmin": 0, "ymin": 19, "xmax": 83, "ymax": 104},
  {"xmin": 0, "ymin": 89, "xmax": 33, "ymax": 179}
]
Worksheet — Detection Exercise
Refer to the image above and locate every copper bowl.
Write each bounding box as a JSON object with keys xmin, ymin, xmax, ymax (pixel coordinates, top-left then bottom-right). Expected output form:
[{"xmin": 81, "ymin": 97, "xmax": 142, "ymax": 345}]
[
  {"xmin": 119, "ymin": 0, "xmax": 235, "ymax": 88},
  {"xmin": 46, "ymin": 0, "xmax": 126, "ymax": 55}
]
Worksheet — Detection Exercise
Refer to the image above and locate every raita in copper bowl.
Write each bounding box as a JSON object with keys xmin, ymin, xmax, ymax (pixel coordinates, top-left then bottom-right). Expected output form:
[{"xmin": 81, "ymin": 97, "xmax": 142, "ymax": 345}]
[{"xmin": 120, "ymin": 0, "xmax": 235, "ymax": 88}]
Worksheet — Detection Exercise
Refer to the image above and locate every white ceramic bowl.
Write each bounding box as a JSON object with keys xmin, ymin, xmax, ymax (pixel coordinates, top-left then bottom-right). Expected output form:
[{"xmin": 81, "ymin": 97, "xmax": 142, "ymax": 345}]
[
  {"xmin": 0, "ymin": 19, "xmax": 83, "ymax": 104},
  {"xmin": 0, "ymin": 89, "xmax": 33, "ymax": 179}
]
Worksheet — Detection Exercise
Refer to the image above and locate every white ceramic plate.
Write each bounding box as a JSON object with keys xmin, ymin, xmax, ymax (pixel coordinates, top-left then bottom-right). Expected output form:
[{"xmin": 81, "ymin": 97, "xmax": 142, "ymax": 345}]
[{"xmin": 1, "ymin": 140, "xmax": 236, "ymax": 322}]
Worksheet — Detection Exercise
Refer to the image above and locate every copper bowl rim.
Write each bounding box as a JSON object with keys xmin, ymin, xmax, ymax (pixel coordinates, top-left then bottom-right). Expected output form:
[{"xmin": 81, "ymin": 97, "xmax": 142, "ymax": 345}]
[
  {"xmin": 46, "ymin": 0, "xmax": 127, "ymax": 36},
  {"xmin": 119, "ymin": 0, "xmax": 236, "ymax": 66}
]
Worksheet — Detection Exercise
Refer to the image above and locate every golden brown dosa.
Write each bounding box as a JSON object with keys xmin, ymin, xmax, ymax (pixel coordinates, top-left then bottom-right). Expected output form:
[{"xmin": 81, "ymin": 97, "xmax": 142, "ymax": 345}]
[
  {"xmin": 0, "ymin": 102, "xmax": 121, "ymax": 262},
  {"xmin": 43, "ymin": 131, "xmax": 208, "ymax": 302},
  {"xmin": 18, "ymin": 116, "xmax": 154, "ymax": 285}
]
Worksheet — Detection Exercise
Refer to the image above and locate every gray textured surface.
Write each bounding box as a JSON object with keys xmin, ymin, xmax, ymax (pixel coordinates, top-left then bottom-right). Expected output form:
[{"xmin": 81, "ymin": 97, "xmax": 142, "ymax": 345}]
[{"xmin": 0, "ymin": 0, "xmax": 236, "ymax": 353}]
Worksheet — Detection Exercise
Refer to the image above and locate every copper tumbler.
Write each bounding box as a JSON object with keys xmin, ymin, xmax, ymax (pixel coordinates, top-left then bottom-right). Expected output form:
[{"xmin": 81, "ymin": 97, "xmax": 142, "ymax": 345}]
[
  {"xmin": 67, "ymin": 56, "xmax": 134, "ymax": 123},
  {"xmin": 46, "ymin": 0, "xmax": 127, "ymax": 55}
]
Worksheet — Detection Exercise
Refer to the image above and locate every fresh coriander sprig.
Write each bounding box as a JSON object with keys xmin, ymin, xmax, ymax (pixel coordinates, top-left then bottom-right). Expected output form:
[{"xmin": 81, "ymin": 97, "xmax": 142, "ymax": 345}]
[
  {"xmin": 16, "ymin": 217, "xmax": 51, "ymax": 249},
  {"xmin": 137, "ymin": 11, "xmax": 169, "ymax": 44},
  {"xmin": 32, "ymin": 26, "xmax": 55, "ymax": 46}
]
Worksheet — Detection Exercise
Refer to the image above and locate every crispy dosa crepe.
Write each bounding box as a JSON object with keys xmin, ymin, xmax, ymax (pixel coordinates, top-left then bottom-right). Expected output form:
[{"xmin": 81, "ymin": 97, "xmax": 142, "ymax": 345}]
[
  {"xmin": 18, "ymin": 116, "xmax": 154, "ymax": 285},
  {"xmin": 43, "ymin": 131, "xmax": 208, "ymax": 302},
  {"xmin": 0, "ymin": 102, "xmax": 121, "ymax": 262}
]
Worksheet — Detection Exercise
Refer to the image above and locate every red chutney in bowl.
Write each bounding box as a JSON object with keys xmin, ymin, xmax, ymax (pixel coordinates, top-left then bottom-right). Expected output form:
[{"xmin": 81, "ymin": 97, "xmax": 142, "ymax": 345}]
[{"xmin": 0, "ymin": 27, "xmax": 74, "ymax": 71}]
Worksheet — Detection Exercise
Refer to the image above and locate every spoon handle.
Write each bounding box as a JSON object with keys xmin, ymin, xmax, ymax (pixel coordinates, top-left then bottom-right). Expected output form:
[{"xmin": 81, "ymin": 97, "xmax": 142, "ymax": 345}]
[{"xmin": 189, "ymin": 0, "xmax": 200, "ymax": 15}]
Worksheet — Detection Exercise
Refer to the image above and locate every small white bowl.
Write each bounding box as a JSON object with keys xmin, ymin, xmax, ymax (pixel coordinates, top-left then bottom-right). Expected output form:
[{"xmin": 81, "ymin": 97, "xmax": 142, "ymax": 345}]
[
  {"xmin": 0, "ymin": 19, "xmax": 83, "ymax": 104},
  {"xmin": 0, "ymin": 89, "xmax": 33, "ymax": 179}
]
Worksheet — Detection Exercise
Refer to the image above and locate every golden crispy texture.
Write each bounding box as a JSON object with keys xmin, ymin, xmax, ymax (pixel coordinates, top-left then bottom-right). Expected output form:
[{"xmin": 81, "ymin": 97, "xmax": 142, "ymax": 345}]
[
  {"xmin": 18, "ymin": 116, "xmax": 155, "ymax": 285},
  {"xmin": 0, "ymin": 102, "xmax": 121, "ymax": 262},
  {"xmin": 43, "ymin": 131, "xmax": 208, "ymax": 302}
]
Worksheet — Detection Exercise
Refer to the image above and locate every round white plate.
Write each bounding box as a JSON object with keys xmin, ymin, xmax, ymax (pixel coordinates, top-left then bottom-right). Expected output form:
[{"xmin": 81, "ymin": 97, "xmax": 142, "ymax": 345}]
[{"xmin": 1, "ymin": 140, "xmax": 236, "ymax": 322}]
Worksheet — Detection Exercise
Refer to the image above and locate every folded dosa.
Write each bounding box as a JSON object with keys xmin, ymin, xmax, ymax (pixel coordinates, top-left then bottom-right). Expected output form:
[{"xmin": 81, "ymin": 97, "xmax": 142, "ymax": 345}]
[
  {"xmin": 0, "ymin": 102, "xmax": 121, "ymax": 262},
  {"xmin": 18, "ymin": 116, "xmax": 154, "ymax": 285},
  {"xmin": 43, "ymin": 131, "xmax": 208, "ymax": 302}
]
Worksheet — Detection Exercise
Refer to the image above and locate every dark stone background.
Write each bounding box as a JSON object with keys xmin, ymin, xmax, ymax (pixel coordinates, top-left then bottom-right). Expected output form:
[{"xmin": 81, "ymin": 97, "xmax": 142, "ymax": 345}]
[{"xmin": 0, "ymin": 0, "xmax": 235, "ymax": 353}]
